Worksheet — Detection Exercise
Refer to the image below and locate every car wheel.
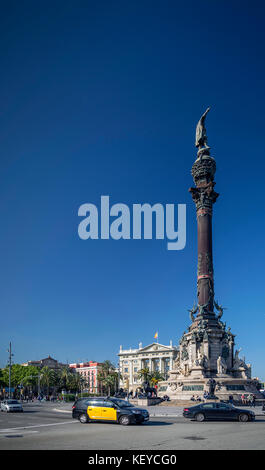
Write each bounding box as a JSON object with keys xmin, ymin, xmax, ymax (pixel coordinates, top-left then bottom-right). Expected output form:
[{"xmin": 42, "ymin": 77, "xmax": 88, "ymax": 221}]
[
  {"xmin": 119, "ymin": 415, "xmax": 131, "ymax": 426},
  {"xmin": 79, "ymin": 413, "xmax": 89, "ymax": 424},
  {"xmin": 195, "ymin": 413, "xmax": 205, "ymax": 422},
  {"xmin": 238, "ymin": 413, "xmax": 249, "ymax": 422}
]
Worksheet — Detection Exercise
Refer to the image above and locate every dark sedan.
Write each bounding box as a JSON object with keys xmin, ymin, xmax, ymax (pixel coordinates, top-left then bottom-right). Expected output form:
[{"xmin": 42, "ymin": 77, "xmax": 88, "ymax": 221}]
[{"xmin": 183, "ymin": 402, "xmax": 255, "ymax": 422}]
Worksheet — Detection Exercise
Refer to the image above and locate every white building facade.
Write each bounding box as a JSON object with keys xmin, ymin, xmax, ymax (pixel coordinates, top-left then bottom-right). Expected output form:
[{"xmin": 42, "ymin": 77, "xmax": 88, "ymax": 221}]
[{"xmin": 118, "ymin": 342, "xmax": 178, "ymax": 393}]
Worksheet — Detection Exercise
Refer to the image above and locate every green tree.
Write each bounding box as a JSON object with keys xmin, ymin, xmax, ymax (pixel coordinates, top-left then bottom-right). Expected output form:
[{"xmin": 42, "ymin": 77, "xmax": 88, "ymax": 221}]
[
  {"xmin": 40, "ymin": 367, "xmax": 56, "ymax": 395},
  {"xmin": 98, "ymin": 360, "xmax": 118, "ymax": 395},
  {"xmin": 102, "ymin": 360, "xmax": 115, "ymax": 375},
  {"xmin": 0, "ymin": 368, "xmax": 6, "ymax": 387},
  {"xmin": 137, "ymin": 368, "xmax": 164, "ymax": 387},
  {"xmin": 67, "ymin": 372, "xmax": 86, "ymax": 393},
  {"xmin": 59, "ymin": 366, "xmax": 72, "ymax": 391},
  {"xmin": 0, "ymin": 364, "xmax": 40, "ymax": 389},
  {"xmin": 137, "ymin": 367, "xmax": 151, "ymax": 384},
  {"xmin": 149, "ymin": 371, "xmax": 164, "ymax": 386}
]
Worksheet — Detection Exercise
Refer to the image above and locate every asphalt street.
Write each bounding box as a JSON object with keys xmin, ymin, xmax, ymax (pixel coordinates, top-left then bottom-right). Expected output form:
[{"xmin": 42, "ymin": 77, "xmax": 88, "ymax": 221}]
[{"xmin": 0, "ymin": 402, "xmax": 265, "ymax": 450}]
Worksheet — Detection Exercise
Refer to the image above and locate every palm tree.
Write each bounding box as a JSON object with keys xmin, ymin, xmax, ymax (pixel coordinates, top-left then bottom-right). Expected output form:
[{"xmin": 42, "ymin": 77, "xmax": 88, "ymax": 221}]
[
  {"xmin": 149, "ymin": 371, "xmax": 164, "ymax": 386},
  {"xmin": 137, "ymin": 367, "xmax": 151, "ymax": 384},
  {"xmin": 98, "ymin": 361, "xmax": 118, "ymax": 396},
  {"xmin": 102, "ymin": 360, "xmax": 115, "ymax": 375},
  {"xmin": 40, "ymin": 367, "xmax": 55, "ymax": 395},
  {"xmin": 69, "ymin": 373, "xmax": 86, "ymax": 394},
  {"xmin": 59, "ymin": 366, "xmax": 72, "ymax": 391},
  {"xmin": 99, "ymin": 373, "xmax": 118, "ymax": 396}
]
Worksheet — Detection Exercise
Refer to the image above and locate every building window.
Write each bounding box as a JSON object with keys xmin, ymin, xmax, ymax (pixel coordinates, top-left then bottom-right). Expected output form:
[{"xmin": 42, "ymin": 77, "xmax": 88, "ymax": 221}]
[
  {"xmin": 226, "ymin": 385, "xmax": 245, "ymax": 391},
  {"xmin": 183, "ymin": 385, "xmax": 204, "ymax": 391},
  {"xmin": 124, "ymin": 368, "xmax": 128, "ymax": 373}
]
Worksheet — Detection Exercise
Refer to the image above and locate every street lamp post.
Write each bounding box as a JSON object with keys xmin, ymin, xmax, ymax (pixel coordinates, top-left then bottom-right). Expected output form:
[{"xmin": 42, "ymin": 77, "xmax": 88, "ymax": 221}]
[
  {"xmin": 117, "ymin": 360, "xmax": 121, "ymax": 392},
  {"xmin": 38, "ymin": 374, "xmax": 41, "ymax": 396},
  {"xmin": 7, "ymin": 342, "xmax": 14, "ymax": 399}
]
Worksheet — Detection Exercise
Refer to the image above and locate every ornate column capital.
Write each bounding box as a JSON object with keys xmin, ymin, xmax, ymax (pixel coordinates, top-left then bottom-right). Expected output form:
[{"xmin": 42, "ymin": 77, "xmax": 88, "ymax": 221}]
[{"xmin": 189, "ymin": 181, "xmax": 219, "ymax": 213}]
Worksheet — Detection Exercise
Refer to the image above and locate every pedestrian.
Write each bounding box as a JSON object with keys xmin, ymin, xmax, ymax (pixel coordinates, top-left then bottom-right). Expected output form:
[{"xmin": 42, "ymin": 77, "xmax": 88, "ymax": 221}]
[
  {"xmin": 248, "ymin": 394, "xmax": 254, "ymax": 407},
  {"xmin": 247, "ymin": 394, "xmax": 252, "ymax": 406},
  {"xmin": 252, "ymin": 395, "xmax": 256, "ymax": 408},
  {"xmin": 228, "ymin": 394, "xmax": 233, "ymax": 405}
]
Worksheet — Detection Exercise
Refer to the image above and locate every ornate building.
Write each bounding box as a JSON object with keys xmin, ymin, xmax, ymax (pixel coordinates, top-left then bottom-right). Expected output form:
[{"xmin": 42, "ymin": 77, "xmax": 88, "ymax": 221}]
[
  {"xmin": 163, "ymin": 109, "xmax": 262, "ymax": 401},
  {"xmin": 22, "ymin": 355, "xmax": 67, "ymax": 370},
  {"xmin": 118, "ymin": 342, "xmax": 178, "ymax": 393}
]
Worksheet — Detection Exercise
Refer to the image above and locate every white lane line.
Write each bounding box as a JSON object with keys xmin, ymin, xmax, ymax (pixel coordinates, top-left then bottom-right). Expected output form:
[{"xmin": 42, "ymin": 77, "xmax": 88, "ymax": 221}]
[
  {"xmin": 0, "ymin": 421, "xmax": 78, "ymax": 433},
  {"xmin": 0, "ymin": 431, "xmax": 39, "ymax": 436},
  {"xmin": 53, "ymin": 409, "xmax": 71, "ymax": 413}
]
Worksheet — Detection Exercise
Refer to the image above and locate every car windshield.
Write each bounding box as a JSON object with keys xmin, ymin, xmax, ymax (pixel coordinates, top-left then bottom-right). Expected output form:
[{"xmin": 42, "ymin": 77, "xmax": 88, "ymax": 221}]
[
  {"xmin": 7, "ymin": 400, "xmax": 19, "ymax": 404},
  {"xmin": 110, "ymin": 399, "xmax": 133, "ymax": 408}
]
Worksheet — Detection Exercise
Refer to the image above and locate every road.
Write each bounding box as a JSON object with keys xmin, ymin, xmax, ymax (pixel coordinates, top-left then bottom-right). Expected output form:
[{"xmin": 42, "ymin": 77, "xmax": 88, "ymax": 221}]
[{"xmin": 0, "ymin": 402, "xmax": 265, "ymax": 450}]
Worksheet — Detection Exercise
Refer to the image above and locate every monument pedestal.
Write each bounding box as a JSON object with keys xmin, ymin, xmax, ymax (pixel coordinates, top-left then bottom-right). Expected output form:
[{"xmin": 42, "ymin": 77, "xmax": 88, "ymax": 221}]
[{"xmin": 162, "ymin": 371, "xmax": 263, "ymax": 402}]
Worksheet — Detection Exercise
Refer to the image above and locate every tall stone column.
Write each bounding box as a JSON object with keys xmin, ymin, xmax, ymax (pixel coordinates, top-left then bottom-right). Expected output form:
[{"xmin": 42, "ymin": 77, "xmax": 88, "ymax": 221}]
[
  {"xmin": 129, "ymin": 360, "xmax": 133, "ymax": 388},
  {"xmin": 189, "ymin": 117, "xmax": 219, "ymax": 324},
  {"xmin": 149, "ymin": 358, "xmax": 152, "ymax": 372}
]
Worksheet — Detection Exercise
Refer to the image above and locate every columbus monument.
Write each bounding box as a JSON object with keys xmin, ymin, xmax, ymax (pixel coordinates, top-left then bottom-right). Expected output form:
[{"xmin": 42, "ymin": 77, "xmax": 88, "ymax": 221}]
[{"xmin": 165, "ymin": 109, "xmax": 261, "ymax": 401}]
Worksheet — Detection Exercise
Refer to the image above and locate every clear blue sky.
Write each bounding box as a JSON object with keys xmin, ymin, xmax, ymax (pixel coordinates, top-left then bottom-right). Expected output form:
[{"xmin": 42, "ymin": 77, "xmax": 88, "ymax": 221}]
[{"xmin": 0, "ymin": 1, "xmax": 265, "ymax": 380}]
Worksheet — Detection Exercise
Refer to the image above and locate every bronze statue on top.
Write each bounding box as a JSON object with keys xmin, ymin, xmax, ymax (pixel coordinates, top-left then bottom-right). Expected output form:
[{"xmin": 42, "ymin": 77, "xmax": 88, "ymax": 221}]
[{"xmin": 195, "ymin": 107, "xmax": 211, "ymax": 155}]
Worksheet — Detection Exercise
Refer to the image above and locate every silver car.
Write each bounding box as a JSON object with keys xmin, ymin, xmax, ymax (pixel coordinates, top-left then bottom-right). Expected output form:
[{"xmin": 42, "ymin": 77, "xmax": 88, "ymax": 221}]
[{"xmin": 0, "ymin": 399, "xmax": 23, "ymax": 412}]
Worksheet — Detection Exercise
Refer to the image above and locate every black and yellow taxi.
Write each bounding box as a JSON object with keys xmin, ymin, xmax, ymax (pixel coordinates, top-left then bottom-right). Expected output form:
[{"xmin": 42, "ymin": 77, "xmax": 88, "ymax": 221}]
[{"xmin": 72, "ymin": 397, "xmax": 149, "ymax": 425}]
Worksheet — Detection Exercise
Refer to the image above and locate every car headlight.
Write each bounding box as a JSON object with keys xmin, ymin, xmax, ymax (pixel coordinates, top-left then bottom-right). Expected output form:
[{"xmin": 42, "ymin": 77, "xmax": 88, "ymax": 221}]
[{"xmin": 131, "ymin": 410, "xmax": 142, "ymax": 414}]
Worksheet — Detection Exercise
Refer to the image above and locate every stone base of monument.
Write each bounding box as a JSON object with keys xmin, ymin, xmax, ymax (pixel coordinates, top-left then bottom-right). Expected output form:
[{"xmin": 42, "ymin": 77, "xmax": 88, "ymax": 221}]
[
  {"xmin": 136, "ymin": 397, "xmax": 162, "ymax": 406},
  {"xmin": 159, "ymin": 375, "xmax": 263, "ymax": 402}
]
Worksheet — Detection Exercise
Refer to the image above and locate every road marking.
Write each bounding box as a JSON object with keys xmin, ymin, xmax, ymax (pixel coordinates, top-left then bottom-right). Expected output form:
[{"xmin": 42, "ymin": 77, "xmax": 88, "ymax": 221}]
[
  {"xmin": 0, "ymin": 421, "xmax": 78, "ymax": 433},
  {"xmin": 0, "ymin": 431, "xmax": 39, "ymax": 436},
  {"xmin": 53, "ymin": 408, "xmax": 71, "ymax": 413},
  {"xmin": 150, "ymin": 414, "xmax": 182, "ymax": 417}
]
